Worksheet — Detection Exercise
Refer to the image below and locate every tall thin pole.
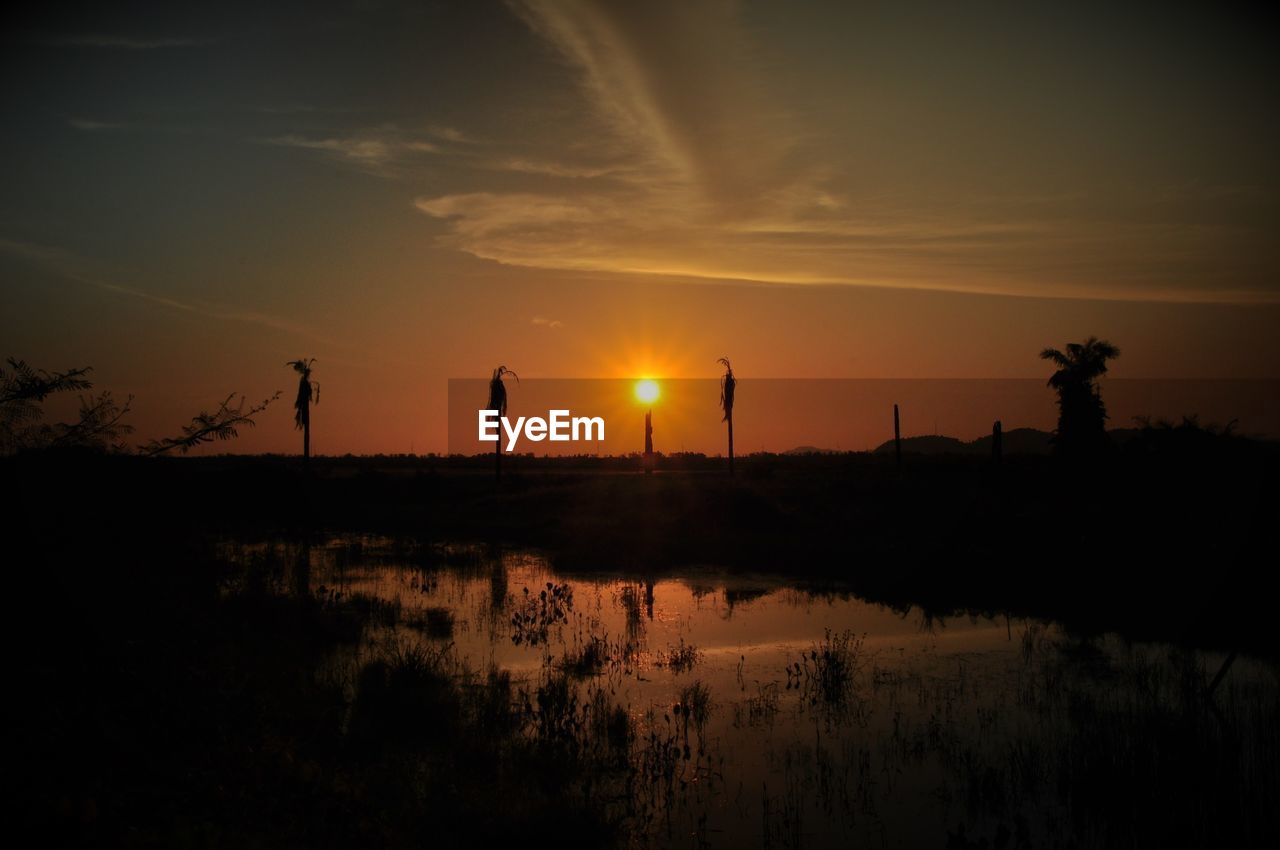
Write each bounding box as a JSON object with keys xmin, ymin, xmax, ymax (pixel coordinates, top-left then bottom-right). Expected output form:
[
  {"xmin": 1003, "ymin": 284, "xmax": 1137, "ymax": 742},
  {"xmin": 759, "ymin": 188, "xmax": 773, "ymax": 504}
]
[
  {"xmin": 727, "ymin": 415, "xmax": 735, "ymax": 476},
  {"xmin": 893, "ymin": 403, "xmax": 902, "ymax": 467},
  {"xmin": 644, "ymin": 408, "xmax": 653, "ymax": 474}
]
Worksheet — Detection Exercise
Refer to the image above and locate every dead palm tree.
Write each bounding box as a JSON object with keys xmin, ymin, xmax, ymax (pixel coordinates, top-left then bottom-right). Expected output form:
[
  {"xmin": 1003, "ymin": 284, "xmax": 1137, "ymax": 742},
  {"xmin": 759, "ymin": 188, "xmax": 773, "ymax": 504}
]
[
  {"xmin": 717, "ymin": 357, "xmax": 736, "ymax": 475},
  {"xmin": 287, "ymin": 359, "xmax": 319, "ymax": 461},
  {"xmin": 1039, "ymin": 337, "xmax": 1119, "ymax": 455},
  {"xmin": 488, "ymin": 365, "xmax": 517, "ymax": 481}
]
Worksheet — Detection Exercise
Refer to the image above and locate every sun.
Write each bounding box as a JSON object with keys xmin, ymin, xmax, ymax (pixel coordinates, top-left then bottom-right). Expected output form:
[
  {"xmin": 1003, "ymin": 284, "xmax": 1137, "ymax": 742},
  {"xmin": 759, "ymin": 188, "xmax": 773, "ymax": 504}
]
[{"xmin": 634, "ymin": 378, "xmax": 660, "ymax": 405}]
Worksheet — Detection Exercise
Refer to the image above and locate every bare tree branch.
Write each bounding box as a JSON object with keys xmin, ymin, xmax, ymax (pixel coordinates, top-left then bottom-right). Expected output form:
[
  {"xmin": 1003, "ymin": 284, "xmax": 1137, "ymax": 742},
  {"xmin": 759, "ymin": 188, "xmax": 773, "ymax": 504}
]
[{"xmin": 140, "ymin": 391, "xmax": 281, "ymax": 456}]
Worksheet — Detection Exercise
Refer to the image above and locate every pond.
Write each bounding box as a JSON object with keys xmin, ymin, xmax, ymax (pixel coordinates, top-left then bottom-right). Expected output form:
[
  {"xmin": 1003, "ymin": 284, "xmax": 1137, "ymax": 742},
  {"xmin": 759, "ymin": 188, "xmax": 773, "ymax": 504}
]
[{"xmin": 220, "ymin": 535, "xmax": 1278, "ymax": 849}]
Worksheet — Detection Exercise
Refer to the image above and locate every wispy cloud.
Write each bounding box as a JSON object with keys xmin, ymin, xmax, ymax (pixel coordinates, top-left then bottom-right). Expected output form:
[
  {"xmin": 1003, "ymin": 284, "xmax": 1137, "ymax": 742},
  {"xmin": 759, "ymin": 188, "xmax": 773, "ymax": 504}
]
[
  {"xmin": 510, "ymin": 0, "xmax": 800, "ymax": 208},
  {"xmin": 405, "ymin": 0, "xmax": 1278, "ymax": 305},
  {"xmin": 0, "ymin": 238, "xmax": 338, "ymax": 342},
  {"xmin": 427, "ymin": 125, "xmax": 473, "ymax": 144},
  {"xmin": 491, "ymin": 157, "xmax": 621, "ymax": 179},
  {"xmin": 532, "ymin": 316, "xmax": 564, "ymax": 328},
  {"xmin": 263, "ymin": 128, "xmax": 446, "ymax": 175},
  {"xmin": 37, "ymin": 34, "xmax": 213, "ymax": 49},
  {"xmin": 414, "ymin": 183, "xmax": 1280, "ymax": 304}
]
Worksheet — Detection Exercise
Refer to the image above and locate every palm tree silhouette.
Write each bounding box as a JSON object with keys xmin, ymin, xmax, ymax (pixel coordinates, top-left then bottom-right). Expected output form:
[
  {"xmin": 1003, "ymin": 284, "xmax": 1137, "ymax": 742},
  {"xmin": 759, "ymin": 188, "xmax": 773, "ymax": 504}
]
[
  {"xmin": 287, "ymin": 359, "xmax": 319, "ymax": 461},
  {"xmin": 1039, "ymin": 337, "xmax": 1119, "ymax": 455},
  {"xmin": 717, "ymin": 357, "xmax": 736, "ymax": 475},
  {"xmin": 488, "ymin": 365, "xmax": 517, "ymax": 481}
]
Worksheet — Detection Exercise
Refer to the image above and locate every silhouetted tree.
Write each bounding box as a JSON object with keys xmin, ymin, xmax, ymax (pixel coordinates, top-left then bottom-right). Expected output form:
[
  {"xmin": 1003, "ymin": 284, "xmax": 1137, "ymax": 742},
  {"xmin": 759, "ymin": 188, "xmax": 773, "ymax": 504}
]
[
  {"xmin": 718, "ymin": 357, "xmax": 736, "ymax": 475},
  {"xmin": 1040, "ymin": 337, "xmax": 1120, "ymax": 455},
  {"xmin": 1, "ymin": 358, "xmax": 133, "ymax": 454},
  {"xmin": 51, "ymin": 392, "xmax": 134, "ymax": 452},
  {"xmin": 488, "ymin": 365, "xmax": 517, "ymax": 481},
  {"xmin": 2, "ymin": 356, "xmax": 276, "ymax": 457},
  {"xmin": 288, "ymin": 359, "xmax": 319, "ymax": 461},
  {"xmin": 0, "ymin": 358, "xmax": 91, "ymax": 409}
]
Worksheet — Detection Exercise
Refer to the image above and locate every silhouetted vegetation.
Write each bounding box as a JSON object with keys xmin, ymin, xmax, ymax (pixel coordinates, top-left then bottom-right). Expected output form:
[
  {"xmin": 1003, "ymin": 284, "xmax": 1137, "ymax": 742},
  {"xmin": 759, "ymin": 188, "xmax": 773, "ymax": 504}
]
[
  {"xmin": 140, "ymin": 392, "xmax": 281, "ymax": 456},
  {"xmin": 488, "ymin": 365, "xmax": 517, "ymax": 481},
  {"xmin": 2, "ymin": 356, "xmax": 276, "ymax": 456},
  {"xmin": 1041, "ymin": 336, "xmax": 1120, "ymax": 455},
  {"xmin": 288, "ymin": 358, "xmax": 319, "ymax": 461},
  {"xmin": 718, "ymin": 357, "xmax": 735, "ymax": 475},
  {"xmin": 0, "ymin": 358, "xmax": 132, "ymax": 453}
]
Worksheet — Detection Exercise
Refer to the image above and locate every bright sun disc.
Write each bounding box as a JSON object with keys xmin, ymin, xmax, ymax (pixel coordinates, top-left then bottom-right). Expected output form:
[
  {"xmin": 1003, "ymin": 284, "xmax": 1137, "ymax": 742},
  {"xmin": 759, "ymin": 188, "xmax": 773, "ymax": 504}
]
[{"xmin": 634, "ymin": 379, "xmax": 660, "ymax": 404}]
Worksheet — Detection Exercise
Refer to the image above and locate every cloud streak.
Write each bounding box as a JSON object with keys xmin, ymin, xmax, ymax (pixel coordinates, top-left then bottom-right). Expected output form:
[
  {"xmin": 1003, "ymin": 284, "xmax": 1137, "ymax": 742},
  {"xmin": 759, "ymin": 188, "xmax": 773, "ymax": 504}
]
[
  {"xmin": 264, "ymin": 131, "xmax": 442, "ymax": 174},
  {"xmin": 511, "ymin": 0, "xmax": 800, "ymax": 208},
  {"xmin": 0, "ymin": 238, "xmax": 338, "ymax": 343}
]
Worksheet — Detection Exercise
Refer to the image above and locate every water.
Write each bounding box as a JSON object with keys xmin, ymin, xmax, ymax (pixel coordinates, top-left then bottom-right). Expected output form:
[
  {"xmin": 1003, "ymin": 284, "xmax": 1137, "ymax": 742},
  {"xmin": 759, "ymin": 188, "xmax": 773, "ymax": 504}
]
[{"xmin": 221, "ymin": 535, "xmax": 1278, "ymax": 849}]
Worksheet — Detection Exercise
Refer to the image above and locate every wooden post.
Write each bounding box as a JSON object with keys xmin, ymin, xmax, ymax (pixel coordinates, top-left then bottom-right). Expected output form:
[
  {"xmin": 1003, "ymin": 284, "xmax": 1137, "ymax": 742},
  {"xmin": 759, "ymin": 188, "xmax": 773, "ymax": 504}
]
[
  {"xmin": 893, "ymin": 404, "xmax": 902, "ymax": 467},
  {"xmin": 644, "ymin": 409, "xmax": 654, "ymax": 474},
  {"xmin": 727, "ymin": 415, "xmax": 735, "ymax": 476}
]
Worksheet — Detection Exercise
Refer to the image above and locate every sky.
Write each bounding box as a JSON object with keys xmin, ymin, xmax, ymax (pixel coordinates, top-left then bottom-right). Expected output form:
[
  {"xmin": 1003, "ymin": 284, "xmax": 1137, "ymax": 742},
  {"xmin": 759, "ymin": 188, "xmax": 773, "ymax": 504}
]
[{"xmin": 2, "ymin": 0, "xmax": 1277, "ymax": 454}]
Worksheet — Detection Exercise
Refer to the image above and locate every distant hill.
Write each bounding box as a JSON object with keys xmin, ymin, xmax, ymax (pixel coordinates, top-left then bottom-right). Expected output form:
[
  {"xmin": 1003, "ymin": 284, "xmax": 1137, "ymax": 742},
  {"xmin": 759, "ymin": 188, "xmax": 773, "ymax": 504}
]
[
  {"xmin": 874, "ymin": 428, "xmax": 1054, "ymax": 456},
  {"xmin": 873, "ymin": 435, "xmax": 970, "ymax": 455},
  {"xmin": 969, "ymin": 427, "xmax": 1053, "ymax": 455},
  {"xmin": 793, "ymin": 426, "xmax": 1149, "ymax": 457}
]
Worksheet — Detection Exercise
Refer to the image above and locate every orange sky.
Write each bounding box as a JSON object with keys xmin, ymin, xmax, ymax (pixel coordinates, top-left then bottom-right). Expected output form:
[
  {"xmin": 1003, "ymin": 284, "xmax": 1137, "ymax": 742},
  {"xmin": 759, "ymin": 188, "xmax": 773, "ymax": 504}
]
[{"xmin": 3, "ymin": 1, "xmax": 1277, "ymax": 453}]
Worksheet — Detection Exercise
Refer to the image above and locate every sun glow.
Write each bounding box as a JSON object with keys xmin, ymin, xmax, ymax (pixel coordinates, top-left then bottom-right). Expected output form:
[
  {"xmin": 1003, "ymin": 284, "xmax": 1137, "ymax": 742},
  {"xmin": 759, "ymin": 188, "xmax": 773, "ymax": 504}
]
[{"xmin": 634, "ymin": 379, "xmax": 660, "ymax": 404}]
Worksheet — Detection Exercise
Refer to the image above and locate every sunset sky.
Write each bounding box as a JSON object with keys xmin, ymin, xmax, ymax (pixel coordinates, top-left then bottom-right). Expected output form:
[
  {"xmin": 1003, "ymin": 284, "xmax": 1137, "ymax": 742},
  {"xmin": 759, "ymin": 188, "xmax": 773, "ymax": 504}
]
[{"xmin": 3, "ymin": 1, "xmax": 1277, "ymax": 454}]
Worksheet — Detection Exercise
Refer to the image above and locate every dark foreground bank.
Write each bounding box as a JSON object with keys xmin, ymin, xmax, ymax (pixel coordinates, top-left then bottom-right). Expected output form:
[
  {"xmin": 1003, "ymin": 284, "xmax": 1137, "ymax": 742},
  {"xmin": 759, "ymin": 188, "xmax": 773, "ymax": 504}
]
[
  {"xmin": 8, "ymin": 433, "xmax": 1278, "ymax": 656},
  {"xmin": 6, "ymin": 438, "xmax": 1279, "ymax": 847}
]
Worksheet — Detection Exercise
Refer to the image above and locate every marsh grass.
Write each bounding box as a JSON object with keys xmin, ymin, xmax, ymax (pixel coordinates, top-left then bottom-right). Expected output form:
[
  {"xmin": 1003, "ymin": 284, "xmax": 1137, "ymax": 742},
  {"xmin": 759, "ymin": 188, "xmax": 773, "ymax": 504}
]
[
  {"xmin": 559, "ymin": 633, "xmax": 613, "ymax": 677},
  {"xmin": 208, "ymin": 537, "xmax": 1280, "ymax": 850},
  {"xmin": 218, "ymin": 540, "xmax": 1280, "ymax": 849},
  {"xmin": 850, "ymin": 633, "xmax": 1280, "ymax": 849},
  {"xmin": 676, "ymin": 680, "xmax": 713, "ymax": 747},
  {"xmin": 788, "ymin": 629, "xmax": 869, "ymax": 711},
  {"xmin": 655, "ymin": 638, "xmax": 701, "ymax": 673},
  {"xmin": 733, "ymin": 682, "xmax": 782, "ymax": 728},
  {"xmin": 30, "ymin": 515, "xmax": 1280, "ymax": 850}
]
